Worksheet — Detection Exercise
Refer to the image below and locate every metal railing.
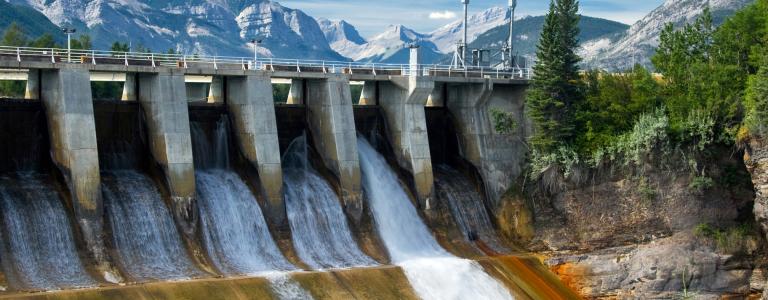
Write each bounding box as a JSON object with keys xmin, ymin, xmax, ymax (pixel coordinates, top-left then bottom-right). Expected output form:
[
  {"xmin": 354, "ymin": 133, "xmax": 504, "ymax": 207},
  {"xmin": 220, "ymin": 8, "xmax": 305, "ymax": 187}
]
[{"xmin": 0, "ymin": 46, "xmax": 532, "ymax": 80}]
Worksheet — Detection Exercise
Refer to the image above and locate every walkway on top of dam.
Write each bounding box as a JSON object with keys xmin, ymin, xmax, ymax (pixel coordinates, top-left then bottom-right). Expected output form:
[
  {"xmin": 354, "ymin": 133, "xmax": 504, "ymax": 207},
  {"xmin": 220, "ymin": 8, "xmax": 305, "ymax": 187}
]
[{"xmin": 0, "ymin": 46, "xmax": 531, "ymax": 84}]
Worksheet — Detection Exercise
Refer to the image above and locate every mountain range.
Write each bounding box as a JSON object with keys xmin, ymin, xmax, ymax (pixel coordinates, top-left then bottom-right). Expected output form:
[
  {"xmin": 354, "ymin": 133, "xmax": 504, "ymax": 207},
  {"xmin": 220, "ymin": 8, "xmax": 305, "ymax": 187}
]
[{"xmin": 0, "ymin": 0, "xmax": 756, "ymax": 69}]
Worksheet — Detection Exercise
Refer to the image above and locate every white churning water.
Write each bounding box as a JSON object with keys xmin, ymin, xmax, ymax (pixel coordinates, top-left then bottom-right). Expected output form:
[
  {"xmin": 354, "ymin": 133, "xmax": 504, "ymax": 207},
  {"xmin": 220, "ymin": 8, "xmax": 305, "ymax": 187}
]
[
  {"xmin": 0, "ymin": 173, "xmax": 96, "ymax": 291},
  {"xmin": 357, "ymin": 138, "xmax": 514, "ymax": 300},
  {"xmin": 191, "ymin": 118, "xmax": 313, "ymax": 300},
  {"xmin": 103, "ymin": 170, "xmax": 204, "ymax": 282},
  {"xmin": 283, "ymin": 136, "xmax": 377, "ymax": 270}
]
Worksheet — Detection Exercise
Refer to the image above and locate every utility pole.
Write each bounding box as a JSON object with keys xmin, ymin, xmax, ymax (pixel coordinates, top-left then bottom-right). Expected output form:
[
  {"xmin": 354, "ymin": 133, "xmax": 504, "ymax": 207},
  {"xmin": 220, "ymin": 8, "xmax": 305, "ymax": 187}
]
[
  {"xmin": 508, "ymin": 0, "xmax": 517, "ymax": 69},
  {"xmin": 462, "ymin": 0, "xmax": 469, "ymax": 68},
  {"xmin": 61, "ymin": 27, "xmax": 76, "ymax": 62},
  {"xmin": 250, "ymin": 39, "xmax": 262, "ymax": 70}
]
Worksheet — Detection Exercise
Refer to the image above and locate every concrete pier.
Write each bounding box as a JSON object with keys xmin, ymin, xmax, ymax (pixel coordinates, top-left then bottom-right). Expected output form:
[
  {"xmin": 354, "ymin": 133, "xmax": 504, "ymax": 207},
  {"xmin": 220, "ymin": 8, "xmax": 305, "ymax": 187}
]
[
  {"xmin": 137, "ymin": 71, "xmax": 198, "ymax": 238},
  {"xmin": 358, "ymin": 81, "xmax": 377, "ymax": 105},
  {"xmin": 121, "ymin": 73, "xmax": 136, "ymax": 101},
  {"xmin": 40, "ymin": 66, "xmax": 119, "ymax": 282},
  {"xmin": 379, "ymin": 77, "xmax": 436, "ymax": 208},
  {"xmin": 445, "ymin": 80, "xmax": 527, "ymax": 208},
  {"xmin": 305, "ymin": 76, "xmax": 363, "ymax": 221},
  {"xmin": 25, "ymin": 69, "xmax": 39, "ymax": 100},
  {"xmin": 426, "ymin": 82, "xmax": 445, "ymax": 107},
  {"xmin": 207, "ymin": 76, "xmax": 223, "ymax": 104},
  {"xmin": 286, "ymin": 79, "xmax": 304, "ymax": 104},
  {"xmin": 226, "ymin": 74, "xmax": 285, "ymax": 224}
]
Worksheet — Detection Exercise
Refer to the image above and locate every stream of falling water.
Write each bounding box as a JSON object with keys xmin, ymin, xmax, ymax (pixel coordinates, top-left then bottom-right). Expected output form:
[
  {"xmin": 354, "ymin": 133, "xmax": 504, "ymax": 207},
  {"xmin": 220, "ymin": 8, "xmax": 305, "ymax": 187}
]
[
  {"xmin": 191, "ymin": 119, "xmax": 312, "ymax": 299},
  {"xmin": 0, "ymin": 173, "xmax": 96, "ymax": 291},
  {"xmin": 434, "ymin": 164, "xmax": 508, "ymax": 252},
  {"xmin": 103, "ymin": 170, "xmax": 204, "ymax": 282},
  {"xmin": 357, "ymin": 138, "xmax": 514, "ymax": 300},
  {"xmin": 283, "ymin": 136, "xmax": 377, "ymax": 270}
]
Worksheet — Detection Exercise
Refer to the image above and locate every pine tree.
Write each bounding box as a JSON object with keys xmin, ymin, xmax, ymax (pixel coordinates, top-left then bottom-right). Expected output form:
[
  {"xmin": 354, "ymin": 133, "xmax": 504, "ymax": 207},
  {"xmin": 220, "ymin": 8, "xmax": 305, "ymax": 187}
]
[
  {"xmin": 526, "ymin": 0, "xmax": 584, "ymax": 153},
  {"xmin": 1, "ymin": 22, "xmax": 28, "ymax": 47}
]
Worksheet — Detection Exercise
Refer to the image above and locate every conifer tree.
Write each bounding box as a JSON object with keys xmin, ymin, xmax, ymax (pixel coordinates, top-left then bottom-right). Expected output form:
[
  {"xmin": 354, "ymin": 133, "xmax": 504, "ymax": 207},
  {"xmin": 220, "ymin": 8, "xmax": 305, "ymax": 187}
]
[
  {"xmin": 1, "ymin": 23, "xmax": 28, "ymax": 47},
  {"xmin": 526, "ymin": 0, "xmax": 584, "ymax": 153}
]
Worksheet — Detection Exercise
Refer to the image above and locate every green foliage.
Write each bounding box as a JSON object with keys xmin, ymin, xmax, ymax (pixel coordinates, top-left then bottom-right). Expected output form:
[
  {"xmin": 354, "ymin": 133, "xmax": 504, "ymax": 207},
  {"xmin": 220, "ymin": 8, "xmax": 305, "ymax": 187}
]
[
  {"xmin": 490, "ymin": 108, "xmax": 517, "ymax": 134},
  {"xmin": 637, "ymin": 177, "xmax": 657, "ymax": 202},
  {"xmin": 576, "ymin": 66, "xmax": 661, "ymax": 153},
  {"xmin": 110, "ymin": 42, "xmax": 130, "ymax": 52},
  {"xmin": 526, "ymin": 0, "xmax": 584, "ymax": 153},
  {"xmin": 744, "ymin": 53, "xmax": 768, "ymax": 138},
  {"xmin": 1, "ymin": 23, "xmax": 28, "ymax": 47},
  {"xmin": 273, "ymin": 84, "xmax": 290, "ymax": 103},
  {"xmin": 69, "ymin": 34, "xmax": 92, "ymax": 50},
  {"xmin": 0, "ymin": 80, "xmax": 24, "ymax": 98},
  {"xmin": 590, "ymin": 108, "xmax": 669, "ymax": 167},
  {"xmin": 690, "ymin": 176, "xmax": 715, "ymax": 192},
  {"xmin": 680, "ymin": 110, "xmax": 716, "ymax": 151},
  {"xmin": 350, "ymin": 84, "xmax": 363, "ymax": 104},
  {"xmin": 530, "ymin": 146, "xmax": 580, "ymax": 178},
  {"xmin": 28, "ymin": 33, "xmax": 58, "ymax": 48},
  {"xmin": 694, "ymin": 223, "xmax": 752, "ymax": 253},
  {"xmin": 91, "ymin": 82, "xmax": 123, "ymax": 100}
]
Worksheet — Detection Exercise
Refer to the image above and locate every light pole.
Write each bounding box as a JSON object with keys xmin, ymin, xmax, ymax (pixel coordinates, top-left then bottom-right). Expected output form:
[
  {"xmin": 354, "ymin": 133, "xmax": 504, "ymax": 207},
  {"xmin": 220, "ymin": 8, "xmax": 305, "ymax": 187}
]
[
  {"xmin": 461, "ymin": 0, "xmax": 469, "ymax": 68},
  {"xmin": 61, "ymin": 27, "xmax": 76, "ymax": 62},
  {"xmin": 250, "ymin": 39, "xmax": 262, "ymax": 70}
]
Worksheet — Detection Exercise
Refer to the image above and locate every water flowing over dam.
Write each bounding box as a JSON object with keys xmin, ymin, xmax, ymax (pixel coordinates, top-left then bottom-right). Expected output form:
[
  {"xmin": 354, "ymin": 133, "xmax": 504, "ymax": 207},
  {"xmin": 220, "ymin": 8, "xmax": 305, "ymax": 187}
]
[
  {"xmin": 191, "ymin": 118, "xmax": 297, "ymax": 275},
  {"xmin": 435, "ymin": 164, "xmax": 508, "ymax": 252},
  {"xmin": 0, "ymin": 58, "xmax": 583, "ymax": 299},
  {"xmin": 0, "ymin": 173, "xmax": 96, "ymax": 291},
  {"xmin": 103, "ymin": 170, "xmax": 204, "ymax": 282},
  {"xmin": 283, "ymin": 135, "xmax": 377, "ymax": 270},
  {"xmin": 357, "ymin": 138, "xmax": 514, "ymax": 300}
]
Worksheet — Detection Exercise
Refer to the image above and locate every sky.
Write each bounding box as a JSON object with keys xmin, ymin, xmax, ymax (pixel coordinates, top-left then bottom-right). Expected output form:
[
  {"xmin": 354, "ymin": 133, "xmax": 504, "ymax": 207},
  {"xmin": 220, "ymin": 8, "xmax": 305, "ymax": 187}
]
[{"xmin": 280, "ymin": 0, "xmax": 666, "ymax": 37}]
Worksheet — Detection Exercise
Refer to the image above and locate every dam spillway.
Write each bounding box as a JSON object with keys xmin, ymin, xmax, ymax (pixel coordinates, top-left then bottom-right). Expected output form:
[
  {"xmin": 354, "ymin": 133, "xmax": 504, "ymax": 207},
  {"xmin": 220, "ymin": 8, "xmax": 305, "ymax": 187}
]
[{"xmin": 0, "ymin": 60, "xmax": 578, "ymax": 299}]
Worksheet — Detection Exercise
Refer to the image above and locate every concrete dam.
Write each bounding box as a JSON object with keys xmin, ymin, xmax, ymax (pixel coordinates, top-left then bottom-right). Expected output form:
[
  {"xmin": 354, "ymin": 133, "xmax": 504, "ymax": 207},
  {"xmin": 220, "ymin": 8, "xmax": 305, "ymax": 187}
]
[{"xmin": 0, "ymin": 49, "xmax": 577, "ymax": 299}]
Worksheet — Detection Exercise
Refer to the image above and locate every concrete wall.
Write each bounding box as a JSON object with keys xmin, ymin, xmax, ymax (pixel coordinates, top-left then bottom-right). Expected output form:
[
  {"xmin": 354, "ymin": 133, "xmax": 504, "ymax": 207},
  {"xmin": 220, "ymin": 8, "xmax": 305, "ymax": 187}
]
[
  {"xmin": 40, "ymin": 66, "xmax": 120, "ymax": 282},
  {"xmin": 445, "ymin": 80, "xmax": 528, "ymax": 209},
  {"xmin": 137, "ymin": 71, "xmax": 198, "ymax": 238},
  {"xmin": 379, "ymin": 77, "xmax": 436, "ymax": 208},
  {"xmin": 305, "ymin": 75, "xmax": 363, "ymax": 221},
  {"xmin": 226, "ymin": 73, "xmax": 285, "ymax": 225}
]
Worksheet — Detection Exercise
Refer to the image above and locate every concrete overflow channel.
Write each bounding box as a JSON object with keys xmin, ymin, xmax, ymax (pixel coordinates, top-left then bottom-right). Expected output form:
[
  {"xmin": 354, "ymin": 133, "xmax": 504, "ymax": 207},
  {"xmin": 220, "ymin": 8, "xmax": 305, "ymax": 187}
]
[{"xmin": 0, "ymin": 49, "xmax": 543, "ymax": 297}]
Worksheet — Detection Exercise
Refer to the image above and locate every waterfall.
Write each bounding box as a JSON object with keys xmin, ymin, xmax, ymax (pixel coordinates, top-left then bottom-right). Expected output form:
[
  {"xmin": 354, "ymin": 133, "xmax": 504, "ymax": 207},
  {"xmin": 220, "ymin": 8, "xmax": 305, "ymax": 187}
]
[
  {"xmin": 192, "ymin": 118, "xmax": 296, "ymax": 275},
  {"xmin": 103, "ymin": 170, "xmax": 204, "ymax": 282},
  {"xmin": 0, "ymin": 173, "xmax": 96, "ymax": 291},
  {"xmin": 282, "ymin": 136, "xmax": 377, "ymax": 270},
  {"xmin": 357, "ymin": 138, "xmax": 514, "ymax": 300},
  {"xmin": 434, "ymin": 164, "xmax": 508, "ymax": 252},
  {"xmin": 190, "ymin": 117, "xmax": 313, "ymax": 300},
  {"xmin": 196, "ymin": 170, "xmax": 296, "ymax": 275}
]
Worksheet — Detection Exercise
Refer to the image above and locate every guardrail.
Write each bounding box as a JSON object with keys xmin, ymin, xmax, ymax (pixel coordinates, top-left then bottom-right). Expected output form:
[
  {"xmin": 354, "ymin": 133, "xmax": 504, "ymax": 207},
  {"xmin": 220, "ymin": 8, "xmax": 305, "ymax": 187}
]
[{"xmin": 0, "ymin": 46, "xmax": 532, "ymax": 80}]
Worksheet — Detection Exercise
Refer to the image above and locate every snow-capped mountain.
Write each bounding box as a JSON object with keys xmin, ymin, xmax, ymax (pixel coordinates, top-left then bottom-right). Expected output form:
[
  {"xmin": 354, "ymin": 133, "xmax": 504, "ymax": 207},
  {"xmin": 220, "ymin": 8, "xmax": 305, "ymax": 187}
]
[
  {"xmin": 582, "ymin": 0, "xmax": 755, "ymax": 70},
  {"xmin": 428, "ymin": 6, "xmax": 511, "ymax": 54},
  {"xmin": 344, "ymin": 24, "xmax": 443, "ymax": 64},
  {"xmin": 6, "ymin": 0, "xmax": 346, "ymax": 60},
  {"xmin": 319, "ymin": 7, "xmax": 511, "ymax": 64},
  {"xmin": 317, "ymin": 18, "xmax": 367, "ymax": 60}
]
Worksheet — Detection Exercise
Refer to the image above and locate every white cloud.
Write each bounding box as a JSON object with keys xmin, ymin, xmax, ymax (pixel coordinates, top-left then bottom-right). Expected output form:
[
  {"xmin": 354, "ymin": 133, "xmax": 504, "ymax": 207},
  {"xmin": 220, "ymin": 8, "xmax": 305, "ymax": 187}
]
[{"xmin": 429, "ymin": 10, "xmax": 457, "ymax": 20}]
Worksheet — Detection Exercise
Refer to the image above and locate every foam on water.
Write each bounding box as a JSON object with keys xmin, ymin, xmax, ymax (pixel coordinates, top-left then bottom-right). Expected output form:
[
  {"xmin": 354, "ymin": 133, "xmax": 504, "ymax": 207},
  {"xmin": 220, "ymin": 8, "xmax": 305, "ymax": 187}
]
[
  {"xmin": 283, "ymin": 136, "xmax": 377, "ymax": 270},
  {"xmin": 0, "ymin": 173, "xmax": 96, "ymax": 291},
  {"xmin": 357, "ymin": 138, "xmax": 514, "ymax": 300}
]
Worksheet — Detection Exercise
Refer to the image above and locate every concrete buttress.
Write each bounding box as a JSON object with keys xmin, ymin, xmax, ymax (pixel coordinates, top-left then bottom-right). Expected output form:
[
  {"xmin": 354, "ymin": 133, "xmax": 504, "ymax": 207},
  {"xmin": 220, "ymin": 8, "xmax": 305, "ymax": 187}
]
[
  {"xmin": 137, "ymin": 71, "xmax": 199, "ymax": 239},
  {"xmin": 226, "ymin": 73, "xmax": 286, "ymax": 225},
  {"xmin": 445, "ymin": 79, "xmax": 528, "ymax": 209},
  {"xmin": 379, "ymin": 77, "xmax": 436, "ymax": 209},
  {"xmin": 40, "ymin": 66, "xmax": 121, "ymax": 282},
  {"xmin": 121, "ymin": 73, "xmax": 137, "ymax": 101},
  {"xmin": 286, "ymin": 79, "xmax": 304, "ymax": 104},
  {"xmin": 305, "ymin": 75, "xmax": 363, "ymax": 221},
  {"xmin": 25, "ymin": 69, "xmax": 39, "ymax": 100}
]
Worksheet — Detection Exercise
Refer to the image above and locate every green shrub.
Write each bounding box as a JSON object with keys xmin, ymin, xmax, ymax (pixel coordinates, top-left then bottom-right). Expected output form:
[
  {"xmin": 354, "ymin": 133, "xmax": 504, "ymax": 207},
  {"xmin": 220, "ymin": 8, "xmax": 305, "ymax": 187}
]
[
  {"xmin": 490, "ymin": 108, "xmax": 517, "ymax": 134},
  {"xmin": 530, "ymin": 146, "xmax": 580, "ymax": 178},
  {"xmin": 590, "ymin": 108, "xmax": 670, "ymax": 167},
  {"xmin": 689, "ymin": 176, "xmax": 715, "ymax": 192}
]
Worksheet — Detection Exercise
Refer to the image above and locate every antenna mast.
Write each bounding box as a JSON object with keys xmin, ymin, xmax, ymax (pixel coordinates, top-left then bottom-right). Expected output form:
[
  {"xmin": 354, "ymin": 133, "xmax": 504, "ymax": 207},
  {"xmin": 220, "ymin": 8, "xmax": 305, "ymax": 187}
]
[{"xmin": 504, "ymin": 0, "xmax": 517, "ymax": 70}]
